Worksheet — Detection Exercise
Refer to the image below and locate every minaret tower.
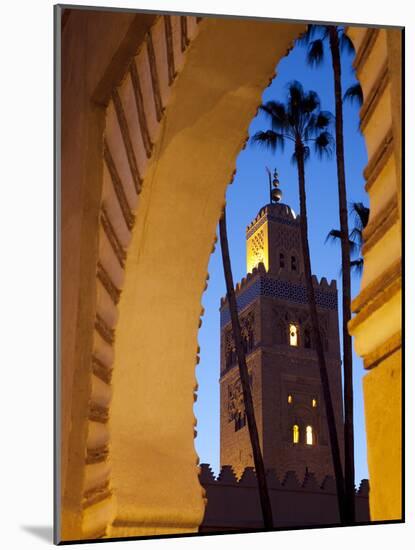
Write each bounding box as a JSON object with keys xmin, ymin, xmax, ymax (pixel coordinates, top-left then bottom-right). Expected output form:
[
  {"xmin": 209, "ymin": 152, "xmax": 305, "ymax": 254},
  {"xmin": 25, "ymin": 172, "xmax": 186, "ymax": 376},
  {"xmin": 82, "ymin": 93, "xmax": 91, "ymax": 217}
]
[{"xmin": 219, "ymin": 170, "xmax": 344, "ymax": 481}]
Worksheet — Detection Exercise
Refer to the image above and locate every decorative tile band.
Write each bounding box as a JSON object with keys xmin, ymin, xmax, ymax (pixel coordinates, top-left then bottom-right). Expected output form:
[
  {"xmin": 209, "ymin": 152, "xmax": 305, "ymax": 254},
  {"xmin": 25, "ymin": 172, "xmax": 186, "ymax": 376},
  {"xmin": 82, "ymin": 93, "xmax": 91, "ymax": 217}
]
[{"xmin": 220, "ymin": 275, "xmax": 337, "ymax": 327}]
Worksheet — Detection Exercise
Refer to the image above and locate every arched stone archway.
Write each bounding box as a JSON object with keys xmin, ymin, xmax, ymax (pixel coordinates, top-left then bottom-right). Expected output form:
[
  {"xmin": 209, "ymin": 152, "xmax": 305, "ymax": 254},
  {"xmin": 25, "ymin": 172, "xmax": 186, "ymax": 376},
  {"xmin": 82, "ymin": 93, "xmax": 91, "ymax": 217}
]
[{"xmin": 59, "ymin": 8, "xmax": 402, "ymax": 542}]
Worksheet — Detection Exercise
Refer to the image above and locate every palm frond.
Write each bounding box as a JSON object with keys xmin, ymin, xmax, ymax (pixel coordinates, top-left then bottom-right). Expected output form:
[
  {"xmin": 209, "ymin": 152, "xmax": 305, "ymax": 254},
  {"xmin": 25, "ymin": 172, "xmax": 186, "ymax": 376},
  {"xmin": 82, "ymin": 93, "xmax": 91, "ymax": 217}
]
[
  {"xmin": 307, "ymin": 39, "xmax": 324, "ymax": 66},
  {"xmin": 302, "ymin": 90, "xmax": 321, "ymax": 114},
  {"xmin": 297, "ymin": 24, "xmax": 318, "ymax": 46},
  {"xmin": 339, "ymin": 32, "xmax": 355, "ymax": 55},
  {"xmin": 350, "ymin": 201, "xmax": 370, "ymax": 229},
  {"xmin": 349, "ymin": 226, "xmax": 363, "ymax": 247},
  {"xmin": 259, "ymin": 101, "xmax": 288, "ymax": 132},
  {"xmin": 251, "ymin": 130, "xmax": 285, "ymax": 153},
  {"xmin": 325, "ymin": 229, "xmax": 342, "ymax": 243},
  {"xmin": 325, "ymin": 229, "xmax": 358, "ymax": 254},
  {"xmin": 315, "ymin": 110, "xmax": 333, "ymax": 128},
  {"xmin": 350, "ymin": 258, "xmax": 364, "ymax": 275},
  {"xmin": 291, "ymin": 145, "xmax": 310, "ymax": 166},
  {"xmin": 314, "ymin": 131, "xmax": 334, "ymax": 159},
  {"xmin": 343, "ymin": 83, "xmax": 363, "ymax": 106}
]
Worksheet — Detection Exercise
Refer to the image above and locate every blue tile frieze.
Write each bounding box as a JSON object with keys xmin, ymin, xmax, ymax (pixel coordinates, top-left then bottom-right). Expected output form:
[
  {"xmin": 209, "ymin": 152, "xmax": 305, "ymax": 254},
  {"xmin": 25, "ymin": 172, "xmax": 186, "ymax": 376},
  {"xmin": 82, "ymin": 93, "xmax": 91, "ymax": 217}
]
[{"xmin": 220, "ymin": 276, "xmax": 337, "ymax": 327}]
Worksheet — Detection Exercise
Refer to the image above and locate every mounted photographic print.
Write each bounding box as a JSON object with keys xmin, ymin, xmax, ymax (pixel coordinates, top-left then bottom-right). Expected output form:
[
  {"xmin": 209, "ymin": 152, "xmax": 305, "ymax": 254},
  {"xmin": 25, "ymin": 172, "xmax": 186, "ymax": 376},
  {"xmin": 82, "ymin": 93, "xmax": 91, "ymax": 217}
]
[{"xmin": 55, "ymin": 3, "xmax": 404, "ymax": 544}]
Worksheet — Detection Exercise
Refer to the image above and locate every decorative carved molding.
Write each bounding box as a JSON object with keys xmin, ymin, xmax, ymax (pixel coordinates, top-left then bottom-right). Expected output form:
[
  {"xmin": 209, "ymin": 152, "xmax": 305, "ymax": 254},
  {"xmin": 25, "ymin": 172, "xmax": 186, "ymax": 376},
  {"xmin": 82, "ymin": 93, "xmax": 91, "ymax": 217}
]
[
  {"xmin": 86, "ymin": 445, "xmax": 109, "ymax": 465},
  {"xmin": 92, "ymin": 354, "xmax": 113, "ymax": 385},
  {"xmin": 103, "ymin": 140, "xmax": 135, "ymax": 231},
  {"xmin": 362, "ymin": 195, "xmax": 399, "ymax": 255},
  {"xmin": 129, "ymin": 61, "xmax": 153, "ymax": 158},
  {"xmin": 146, "ymin": 30, "xmax": 164, "ymax": 121},
  {"xmin": 360, "ymin": 62, "xmax": 389, "ymax": 131},
  {"xmin": 97, "ymin": 261, "xmax": 121, "ymax": 306},
  {"xmin": 180, "ymin": 16, "xmax": 190, "ymax": 52},
  {"xmin": 100, "ymin": 206, "xmax": 126, "ymax": 269},
  {"xmin": 351, "ymin": 259, "xmax": 401, "ymax": 314},
  {"xmin": 82, "ymin": 480, "xmax": 112, "ymax": 509},
  {"xmin": 353, "ymin": 28, "xmax": 380, "ymax": 74},
  {"xmin": 89, "ymin": 402, "xmax": 110, "ymax": 424},
  {"xmin": 111, "ymin": 89, "xmax": 143, "ymax": 195},
  {"xmin": 163, "ymin": 16, "xmax": 176, "ymax": 85},
  {"xmin": 95, "ymin": 313, "xmax": 115, "ymax": 346},
  {"xmin": 364, "ymin": 129, "xmax": 394, "ymax": 193},
  {"xmin": 349, "ymin": 276, "xmax": 401, "ymax": 332},
  {"xmin": 363, "ymin": 331, "xmax": 401, "ymax": 370}
]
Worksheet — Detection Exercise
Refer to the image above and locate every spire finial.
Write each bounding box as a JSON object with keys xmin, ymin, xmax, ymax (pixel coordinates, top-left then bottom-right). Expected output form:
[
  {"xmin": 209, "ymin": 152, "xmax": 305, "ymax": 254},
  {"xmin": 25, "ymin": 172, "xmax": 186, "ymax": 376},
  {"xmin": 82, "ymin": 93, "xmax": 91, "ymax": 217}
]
[{"xmin": 271, "ymin": 168, "xmax": 283, "ymax": 203}]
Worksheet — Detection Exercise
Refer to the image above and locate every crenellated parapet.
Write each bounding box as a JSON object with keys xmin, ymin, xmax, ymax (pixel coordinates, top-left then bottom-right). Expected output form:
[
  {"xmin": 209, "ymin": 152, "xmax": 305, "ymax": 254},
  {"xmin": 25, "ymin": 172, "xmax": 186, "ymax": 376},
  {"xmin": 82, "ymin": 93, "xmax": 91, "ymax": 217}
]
[
  {"xmin": 200, "ymin": 464, "xmax": 367, "ymax": 495},
  {"xmin": 199, "ymin": 464, "xmax": 370, "ymax": 531}
]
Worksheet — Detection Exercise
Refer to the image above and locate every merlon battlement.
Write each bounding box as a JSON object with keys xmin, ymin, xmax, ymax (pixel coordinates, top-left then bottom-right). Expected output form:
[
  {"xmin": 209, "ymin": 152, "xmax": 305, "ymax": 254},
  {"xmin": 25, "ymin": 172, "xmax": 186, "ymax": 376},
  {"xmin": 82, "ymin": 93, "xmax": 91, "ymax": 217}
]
[{"xmin": 199, "ymin": 464, "xmax": 369, "ymax": 496}]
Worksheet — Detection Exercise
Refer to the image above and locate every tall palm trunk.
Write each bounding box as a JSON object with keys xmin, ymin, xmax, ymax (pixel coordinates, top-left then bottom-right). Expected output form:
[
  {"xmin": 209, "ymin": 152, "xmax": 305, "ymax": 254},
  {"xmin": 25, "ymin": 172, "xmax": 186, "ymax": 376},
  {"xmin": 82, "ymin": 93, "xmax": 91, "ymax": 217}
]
[
  {"xmin": 296, "ymin": 144, "xmax": 347, "ymax": 523},
  {"xmin": 219, "ymin": 208, "xmax": 274, "ymax": 529},
  {"xmin": 329, "ymin": 26, "xmax": 355, "ymax": 524}
]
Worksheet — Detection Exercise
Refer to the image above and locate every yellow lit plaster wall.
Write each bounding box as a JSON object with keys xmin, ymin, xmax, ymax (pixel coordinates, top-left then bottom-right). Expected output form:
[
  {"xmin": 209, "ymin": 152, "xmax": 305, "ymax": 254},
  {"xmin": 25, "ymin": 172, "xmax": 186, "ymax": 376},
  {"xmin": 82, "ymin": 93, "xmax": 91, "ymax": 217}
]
[
  {"xmin": 347, "ymin": 26, "xmax": 402, "ymax": 521},
  {"xmin": 108, "ymin": 18, "xmax": 305, "ymax": 537},
  {"xmin": 247, "ymin": 222, "xmax": 269, "ymax": 273},
  {"xmin": 60, "ymin": 9, "xmax": 157, "ymax": 541}
]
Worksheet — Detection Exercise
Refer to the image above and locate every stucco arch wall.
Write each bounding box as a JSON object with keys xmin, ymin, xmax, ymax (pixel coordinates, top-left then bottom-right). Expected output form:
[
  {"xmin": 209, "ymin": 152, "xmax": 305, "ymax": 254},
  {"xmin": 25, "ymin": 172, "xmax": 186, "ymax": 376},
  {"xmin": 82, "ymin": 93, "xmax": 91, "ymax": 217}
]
[{"xmin": 107, "ymin": 17, "xmax": 305, "ymax": 538}]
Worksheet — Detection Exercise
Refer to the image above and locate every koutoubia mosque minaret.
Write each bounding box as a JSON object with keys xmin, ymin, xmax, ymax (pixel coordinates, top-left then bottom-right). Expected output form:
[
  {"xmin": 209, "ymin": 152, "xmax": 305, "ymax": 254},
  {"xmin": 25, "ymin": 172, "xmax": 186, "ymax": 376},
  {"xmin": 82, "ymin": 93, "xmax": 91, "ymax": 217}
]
[{"xmin": 219, "ymin": 170, "xmax": 344, "ymax": 482}]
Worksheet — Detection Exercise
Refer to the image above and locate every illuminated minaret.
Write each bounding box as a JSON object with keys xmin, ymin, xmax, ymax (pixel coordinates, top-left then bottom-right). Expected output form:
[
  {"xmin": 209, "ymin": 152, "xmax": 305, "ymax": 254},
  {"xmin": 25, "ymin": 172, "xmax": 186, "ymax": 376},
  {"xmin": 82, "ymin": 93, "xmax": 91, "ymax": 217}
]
[{"xmin": 219, "ymin": 170, "xmax": 344, "ymax": 481}]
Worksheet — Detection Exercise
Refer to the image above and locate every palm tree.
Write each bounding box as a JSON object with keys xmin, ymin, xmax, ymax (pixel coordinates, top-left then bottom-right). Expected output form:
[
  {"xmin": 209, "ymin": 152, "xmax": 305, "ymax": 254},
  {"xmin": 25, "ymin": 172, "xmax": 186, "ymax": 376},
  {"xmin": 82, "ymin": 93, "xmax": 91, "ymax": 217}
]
[
  {"xmin": 219, "ymin": 209, "xmax": 274, "ymax": 529},
  {"xmin": 300, "ymin": 24, "xmax": 361, "ymax": 524},
  {"xmin": 327, "ymin": 202, "xmax": 370, "ymax": 275},
  {"xmin": 251, "ymin": 80, "xmax": 347, "ymax": 523}
]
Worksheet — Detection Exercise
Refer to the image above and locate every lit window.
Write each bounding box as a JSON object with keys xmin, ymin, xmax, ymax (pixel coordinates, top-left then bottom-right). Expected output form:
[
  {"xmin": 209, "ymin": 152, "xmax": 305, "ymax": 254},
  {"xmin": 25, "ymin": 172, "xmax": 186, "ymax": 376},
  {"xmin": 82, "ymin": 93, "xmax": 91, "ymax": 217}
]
[
  {"xmin": 288, "ymin": 394, "xmax": 293, "ymax": 404},
  {"xmin": 289, "ymin": 324, "xmax": 298, "ymax": 346},
  {"xmin": 293, "ymin": 424, "xmax": 299, "ymax": 444},
  {"xmin": 306, "ymin": 425, "xmax": 313, "ymax": 445},
  {"xmin": 312, "ymin": 398, "xmax": 317, "ymax": 408}
]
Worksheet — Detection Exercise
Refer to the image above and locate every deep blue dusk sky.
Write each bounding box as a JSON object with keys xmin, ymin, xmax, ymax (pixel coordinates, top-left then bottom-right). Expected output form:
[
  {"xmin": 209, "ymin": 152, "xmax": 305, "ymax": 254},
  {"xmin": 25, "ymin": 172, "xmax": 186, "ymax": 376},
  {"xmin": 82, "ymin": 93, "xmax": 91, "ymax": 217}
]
[{"xmin": 194, "ymin": 26, "xmax": 369, "ymax": 484}]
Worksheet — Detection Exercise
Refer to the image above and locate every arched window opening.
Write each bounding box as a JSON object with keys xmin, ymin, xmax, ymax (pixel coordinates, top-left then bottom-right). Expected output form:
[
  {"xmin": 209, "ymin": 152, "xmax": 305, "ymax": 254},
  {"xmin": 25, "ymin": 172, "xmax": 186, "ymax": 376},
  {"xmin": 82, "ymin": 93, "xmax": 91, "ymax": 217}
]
[
  {"xmin": 304, "ymin": 328, "xmax": 311, "ymax": 349},
  {"xmin": 248, "ymin": 330, "xmax": 254, "ymax": 351},
  {"xmin": 289, "ymin": 324, "xmax": 298, "ymax": 346},
  {"xmin": 312, "ymin": 398, "xmax": 317, "ymax": 408},
  {"xmin": 306, "ymin": 425, "xmax": 313, "ymax": 445},
  {"xmin": 293, "ymin": 424, "xmax": 299, "ymax": 444},
  {"xmin": 279, "ymin": 252, "xmax": 285, "ymax": 268},
  {"xmin": 291, "ymin": 255, "xmax": 297, "ymax": 271},
  {"xmin": 235, "ymin": 412, "xmax": 246, "ymax": 432}
]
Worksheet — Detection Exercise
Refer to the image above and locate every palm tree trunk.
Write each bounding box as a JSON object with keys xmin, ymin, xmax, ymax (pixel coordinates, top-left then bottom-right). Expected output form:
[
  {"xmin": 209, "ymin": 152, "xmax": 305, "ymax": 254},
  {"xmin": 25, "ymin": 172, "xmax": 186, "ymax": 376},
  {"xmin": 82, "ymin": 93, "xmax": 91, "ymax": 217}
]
[
  {"xmin": 219, "ymin": 208, "xmax": 274, "ymax": 529},
  {"xmin": 329, "ymin": 26, "xmax": 355, "ymax": 524},
  {"xmin": 296, "ymin": 144, "xmax": 347, "ymax": 523}
]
